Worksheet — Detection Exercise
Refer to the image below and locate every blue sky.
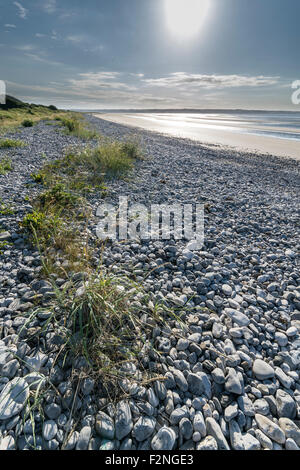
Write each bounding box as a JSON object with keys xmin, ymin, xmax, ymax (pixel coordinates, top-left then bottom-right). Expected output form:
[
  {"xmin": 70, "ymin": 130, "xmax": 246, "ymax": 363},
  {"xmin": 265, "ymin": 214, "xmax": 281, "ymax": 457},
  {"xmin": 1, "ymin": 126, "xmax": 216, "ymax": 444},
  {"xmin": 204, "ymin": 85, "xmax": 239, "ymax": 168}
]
[{"xmin": 1, "ymin": 0, "xmax": 299, "ymax": 109}]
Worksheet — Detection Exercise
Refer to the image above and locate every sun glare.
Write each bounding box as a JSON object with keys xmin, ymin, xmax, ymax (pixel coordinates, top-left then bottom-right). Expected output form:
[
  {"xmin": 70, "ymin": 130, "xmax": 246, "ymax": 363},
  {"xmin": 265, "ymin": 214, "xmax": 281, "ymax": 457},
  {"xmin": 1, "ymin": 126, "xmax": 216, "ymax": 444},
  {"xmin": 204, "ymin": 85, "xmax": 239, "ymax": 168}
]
[{"xmin": 165, "ymin": 0, "xmax": 210, "ymax": 40}]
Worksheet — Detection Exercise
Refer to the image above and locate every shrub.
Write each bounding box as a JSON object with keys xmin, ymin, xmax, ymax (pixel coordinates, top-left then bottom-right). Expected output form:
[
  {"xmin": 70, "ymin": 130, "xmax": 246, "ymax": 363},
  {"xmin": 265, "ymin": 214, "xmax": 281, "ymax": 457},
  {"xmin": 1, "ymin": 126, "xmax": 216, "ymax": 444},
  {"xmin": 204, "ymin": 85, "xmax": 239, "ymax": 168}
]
[
  {"xmin": 22, "ymin": 119, "xmax": 34, "ymax": 127},
  {"xmin": 39, "ymin": 183, "xmax": 79, "ymax": 210}
]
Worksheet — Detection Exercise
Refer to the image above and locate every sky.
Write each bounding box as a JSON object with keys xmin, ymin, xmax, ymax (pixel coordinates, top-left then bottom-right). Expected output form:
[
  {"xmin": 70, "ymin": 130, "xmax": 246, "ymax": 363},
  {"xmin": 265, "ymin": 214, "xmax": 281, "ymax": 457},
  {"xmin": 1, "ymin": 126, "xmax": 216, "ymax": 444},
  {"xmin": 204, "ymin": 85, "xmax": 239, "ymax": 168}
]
[{"xmin": 0, "ymin": 0, "xmax": 300, "ymax": 110}]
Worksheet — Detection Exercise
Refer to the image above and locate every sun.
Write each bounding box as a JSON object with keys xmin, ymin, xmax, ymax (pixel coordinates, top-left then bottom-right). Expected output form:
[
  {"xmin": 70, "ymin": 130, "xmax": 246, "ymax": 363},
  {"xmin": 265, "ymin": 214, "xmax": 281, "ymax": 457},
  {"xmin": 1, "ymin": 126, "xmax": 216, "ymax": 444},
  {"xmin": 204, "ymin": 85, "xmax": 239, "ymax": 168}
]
[{"xmin": 164, "ymin": 0, "xmax": 210, "ymax": 40}]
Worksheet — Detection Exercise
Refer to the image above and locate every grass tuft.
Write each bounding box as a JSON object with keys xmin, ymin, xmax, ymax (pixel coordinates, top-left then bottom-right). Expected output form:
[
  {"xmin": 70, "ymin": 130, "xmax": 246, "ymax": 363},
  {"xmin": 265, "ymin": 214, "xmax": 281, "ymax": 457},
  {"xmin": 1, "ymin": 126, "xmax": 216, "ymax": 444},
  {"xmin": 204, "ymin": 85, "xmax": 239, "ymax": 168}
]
[
  {"xmin": 0, "ymin": 199, "xmax": 14, "ymax": 215},
  {"xmin": 0, "ymin": 138, "xmax": 26, "ymax": 148},
  {"xmin": 0, "ymin": 157, "xmax": 13, "ymax": 175},
  {"xmin": 59, "ymin": 114, "xmax": 99, "ymax": 140}
]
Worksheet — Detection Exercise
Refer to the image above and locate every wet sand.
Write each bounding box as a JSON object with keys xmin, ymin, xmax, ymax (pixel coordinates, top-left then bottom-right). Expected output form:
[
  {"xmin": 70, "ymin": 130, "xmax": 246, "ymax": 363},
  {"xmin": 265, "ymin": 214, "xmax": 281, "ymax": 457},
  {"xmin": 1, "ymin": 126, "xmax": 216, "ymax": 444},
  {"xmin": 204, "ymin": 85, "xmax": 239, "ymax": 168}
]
[{"xmin": 94, "ymin": 113, "xmax": 300, "ymax": 160}]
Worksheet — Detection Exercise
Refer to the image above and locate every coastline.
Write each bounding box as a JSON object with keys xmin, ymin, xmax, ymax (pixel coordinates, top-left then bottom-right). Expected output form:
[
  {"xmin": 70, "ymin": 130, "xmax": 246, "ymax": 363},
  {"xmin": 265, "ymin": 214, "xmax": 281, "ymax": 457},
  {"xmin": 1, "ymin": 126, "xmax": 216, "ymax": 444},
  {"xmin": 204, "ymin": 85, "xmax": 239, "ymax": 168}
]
[
  {"xmin": 94, "ymin": 113, "xmax": 300, "ymax": 161},
  {"xmin": 0, "ymin": 115, "xmax": 299, "ymax": 450}
]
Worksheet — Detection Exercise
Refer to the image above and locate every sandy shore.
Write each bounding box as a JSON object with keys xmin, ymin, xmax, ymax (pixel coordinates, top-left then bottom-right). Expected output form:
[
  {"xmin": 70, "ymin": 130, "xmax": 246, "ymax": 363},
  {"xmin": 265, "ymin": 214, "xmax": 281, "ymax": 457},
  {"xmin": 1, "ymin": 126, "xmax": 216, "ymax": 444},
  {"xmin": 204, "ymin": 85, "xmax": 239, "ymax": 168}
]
[{"xmin": 94, "ymin": 113, "xmax": 300, "ymax": 160}]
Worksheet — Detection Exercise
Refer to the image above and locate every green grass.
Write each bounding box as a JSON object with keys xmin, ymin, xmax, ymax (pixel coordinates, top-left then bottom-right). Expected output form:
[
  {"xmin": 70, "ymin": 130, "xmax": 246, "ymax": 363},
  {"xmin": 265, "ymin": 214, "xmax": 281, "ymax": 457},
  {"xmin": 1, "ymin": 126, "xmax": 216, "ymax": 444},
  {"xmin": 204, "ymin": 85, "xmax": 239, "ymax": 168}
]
[
  {"xmin": 0, "ymin": 199, "xmax": 14, "ymax": 215},
  {"xmin": 30, "ymin": 172, "xmax": 46, "ymax": 184},
  {"xmin": 0, "ymin": 157, "xmax": 13, "ymax": 174},
  {"xmin": 19, "ymin": 268, "xmax": 181, "ymax": 398},
  {"xmin": 19, "ymin": 130, "xmax": 152, "ymax": 395},
  {"xmin": 58, "ymin": 114, "xmax": 99, "ymax": 140},
  {"xmin": 22, "ymin": 137, "xmax": 142, "ymax": 272},
  {"xmin": 0, "ymin": 138, "xmax": 26, "ymax": 148},
  {"xmin": 44, "ymin": 138, "xmax": 143, "ymax": 187},
  {"xmin": 0, "ymin": 105, "xmax": 67, "ymax": 134},
  {"xmin": 0, "ymin": 240, "xmax": 10, "ymax": 254}
]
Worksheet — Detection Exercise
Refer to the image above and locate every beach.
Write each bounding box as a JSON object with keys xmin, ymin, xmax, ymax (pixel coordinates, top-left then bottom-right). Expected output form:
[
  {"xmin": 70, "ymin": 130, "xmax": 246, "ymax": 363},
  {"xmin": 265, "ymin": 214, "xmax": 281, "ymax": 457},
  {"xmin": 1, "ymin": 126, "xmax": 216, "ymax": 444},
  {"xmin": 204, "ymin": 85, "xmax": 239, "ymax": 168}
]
[
  {"xmin": 95, "ymin": 112, "xmax": 300, "ymax": 160},
  {"xmin": 0, "ymin": 113, "xmax": 299, "ymax": 450}
]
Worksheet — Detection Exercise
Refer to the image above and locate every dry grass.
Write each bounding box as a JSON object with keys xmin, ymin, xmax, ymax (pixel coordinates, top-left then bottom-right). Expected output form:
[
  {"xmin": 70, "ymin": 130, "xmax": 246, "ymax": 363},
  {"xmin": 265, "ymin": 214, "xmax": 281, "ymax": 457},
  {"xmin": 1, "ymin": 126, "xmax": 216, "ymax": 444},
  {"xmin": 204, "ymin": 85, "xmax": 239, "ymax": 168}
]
[{"xmin": 0, "ymin": 106, "xmax": 67, "ymax": 134}]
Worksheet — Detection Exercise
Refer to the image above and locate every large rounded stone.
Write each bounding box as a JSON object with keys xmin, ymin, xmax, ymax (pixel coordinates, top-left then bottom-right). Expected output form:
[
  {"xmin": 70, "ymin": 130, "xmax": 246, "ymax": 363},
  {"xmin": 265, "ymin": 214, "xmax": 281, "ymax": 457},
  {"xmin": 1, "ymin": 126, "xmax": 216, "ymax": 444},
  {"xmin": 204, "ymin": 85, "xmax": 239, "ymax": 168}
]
[
  {"xmin": 0, "ymin": 378, "xmax": 29, "ymax": 420},
  {"xmin": 276, "ymin": 390, "xmax": 296, "ymax": 419},
  {"xmin": 132, "ymin": 416, "xmax": 156, "ymax": 442},
  {"xmin": 255, "ymin": 414, "xmax": 285, "ymax": 444},
  {"xmin": 115, "ymin": 401, "xmax": 133, "ymax": 440},
  {"xmin": 95, "ymin": 411, "xmax": 115, "ymax": 440},
  {"xmin": 151, "ymin": 427, "xmax": 176, "ymax": 450},
  {"xmin": 252, "ymin": 359, "xmax": 275, "ymax": 380}
]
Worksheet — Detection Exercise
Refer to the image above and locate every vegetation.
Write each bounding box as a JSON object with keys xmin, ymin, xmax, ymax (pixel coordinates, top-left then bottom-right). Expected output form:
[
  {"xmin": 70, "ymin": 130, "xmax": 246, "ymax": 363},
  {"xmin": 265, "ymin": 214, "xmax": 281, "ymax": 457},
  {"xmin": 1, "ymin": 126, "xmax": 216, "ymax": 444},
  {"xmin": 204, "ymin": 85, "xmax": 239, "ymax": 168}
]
[
  {"xmin": 16, "ymin": 114, "xmax": 179, "ymax": 399},
  {"xmin": 57, "ymin": 114, "xmax": 99, "ymax": 140},
  {"xmin": 0, "ymin": 240, "xmax": 9, "ymax": 254},
  {"xmin": 0, "ymin": 199, "xmax": 14, "ymax": 215},
  {"xmin": 22, "ymin": 119, "xmax": 34, "ymax": 127},
  {"xmin": 0, "ymin": 95, "xmax": 66, "ymax": 133},
  {"xmin": 0, "ymin": 138, "xmax": 26, "ymax": 148},
  {"xmin": 0, "ymin": 157, "xmax": 13, "ymax": 174},
  {"xmin": 22, "ymin": 136, "xmax": 142, "ymax": 275}
]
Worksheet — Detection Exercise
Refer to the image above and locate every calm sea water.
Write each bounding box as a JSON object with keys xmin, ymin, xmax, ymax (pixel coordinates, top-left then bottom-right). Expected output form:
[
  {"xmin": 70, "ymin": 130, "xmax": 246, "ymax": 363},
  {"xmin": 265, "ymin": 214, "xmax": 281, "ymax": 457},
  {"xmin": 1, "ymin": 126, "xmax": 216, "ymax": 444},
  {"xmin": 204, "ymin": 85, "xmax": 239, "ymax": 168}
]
[{"xmin": 130, "ymin": 111, "xmax": 300, "ymax": 142}]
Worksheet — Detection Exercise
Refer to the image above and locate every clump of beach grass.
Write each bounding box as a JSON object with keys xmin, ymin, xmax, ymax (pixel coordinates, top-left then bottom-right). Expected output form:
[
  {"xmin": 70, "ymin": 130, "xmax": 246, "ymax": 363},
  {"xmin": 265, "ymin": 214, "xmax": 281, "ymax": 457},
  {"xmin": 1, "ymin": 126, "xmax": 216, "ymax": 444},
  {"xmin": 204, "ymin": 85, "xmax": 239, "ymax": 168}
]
[
  {"xmin": 0, "ymin": 157, "xmax": 13, "ymax": 174},
  {"xmin": 20, "ymin": 267, "xmax": 182, "ymax": 400},
  {"xmin": 0, "ymin": 138, "xmax": 26, "ymax": 149},
  {"xmin": 0, "ymin": 199, "xmax": 15, "ymax": 215},
  {"xmin": 58, "ymin": 114, "xmax": 99, "ymax": 140}
]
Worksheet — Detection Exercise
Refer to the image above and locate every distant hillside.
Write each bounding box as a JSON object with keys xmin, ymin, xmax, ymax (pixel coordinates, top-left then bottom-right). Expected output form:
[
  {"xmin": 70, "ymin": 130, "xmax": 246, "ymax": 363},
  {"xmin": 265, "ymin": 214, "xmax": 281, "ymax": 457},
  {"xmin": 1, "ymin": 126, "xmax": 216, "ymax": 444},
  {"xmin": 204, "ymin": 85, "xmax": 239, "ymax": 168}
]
[{"xmin": 0, "ymin": 95, "xmax": 57, "ymax": 111}]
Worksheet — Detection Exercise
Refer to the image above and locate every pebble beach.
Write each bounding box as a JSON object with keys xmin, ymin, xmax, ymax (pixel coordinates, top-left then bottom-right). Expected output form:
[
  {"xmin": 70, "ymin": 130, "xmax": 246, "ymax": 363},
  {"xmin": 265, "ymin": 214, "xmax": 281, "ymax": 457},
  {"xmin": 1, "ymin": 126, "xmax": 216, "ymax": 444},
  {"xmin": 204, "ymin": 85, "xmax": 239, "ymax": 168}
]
[{"xmin": 0, "ymin": 114, "xmax": 299, "ymax": 451}]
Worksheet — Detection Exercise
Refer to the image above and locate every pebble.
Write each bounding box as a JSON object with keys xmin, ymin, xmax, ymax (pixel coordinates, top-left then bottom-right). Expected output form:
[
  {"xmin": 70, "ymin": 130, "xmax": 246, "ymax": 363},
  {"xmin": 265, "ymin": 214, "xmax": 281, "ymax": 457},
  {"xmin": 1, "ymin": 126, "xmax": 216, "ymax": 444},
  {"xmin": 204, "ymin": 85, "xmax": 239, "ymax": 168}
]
[
  {"xmin": 255, "ymin": 414, "xmax": 286, "ymax": 444},
  {"xmin": 242, "ymin": 433, "xmax": 261, "ymax": 450},
  {"xmin": 276, "ymin": 390, "xmax": 296, "ymax": 419},
  {"xmin": 196, "ymin": 436, "xmax": 218, "ymax": 450},
  {"xmin": 43, "ymin": 420, "xmax": 58, "ymax": 441},
  {"xmin": 224, "ymin": 308, "xmax": 250, "ymax": 327},
  {"xmin": 252, "ymin": 359, "xmax": 275, "ymax": 380},
  {"xmin": 0, "ymin": 435, "xmax": 15, "ymax": 450},
  {"xmin": 229, "ymin": 420, "xmax": 244, "ymax": 450},
  {"xmin": 151, "ymin": 427, "xmax": 176, "ymax": 450},
  {"xmin": 132, "ymin": 416, "xmax": 156, "ymax": 442},
  {"xmin": 225, "ymin": 368, "xmax": 243, "ymax": 395},
  {"xmin": 76, "ymin": 426, "xmax": 91, "ymax": 450},
  {"xmin": 193, "ymin": 412, "xmax": 206, "ymax": 437},
  {"xmin": 115, "ymin": 401, "xmax": 133, "ymax": 440},
  {"xmin": 0, "ymin": 378, "xmax": 29, "ymax": 420},
  {"xmin": 278, "ymin": 418, "xmax": 300, "ymax": 446},
  {"xmin": 95, "ymin": 412, "xmax": 115, "ymax": 440},
  {"xmin": 206, "ymin": 417, "xmax": 230, "ymax": 450}
]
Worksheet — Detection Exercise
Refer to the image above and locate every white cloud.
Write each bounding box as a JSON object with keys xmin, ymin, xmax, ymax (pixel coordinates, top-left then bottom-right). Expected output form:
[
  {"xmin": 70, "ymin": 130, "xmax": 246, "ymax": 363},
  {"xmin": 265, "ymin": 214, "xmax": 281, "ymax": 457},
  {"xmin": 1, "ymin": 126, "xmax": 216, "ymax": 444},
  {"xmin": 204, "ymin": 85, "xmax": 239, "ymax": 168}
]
[
  {"xmin": 15, "ymin": 44, "xmax": 36, "ymax": 51},
  {"xmin": 51, "ymin": 30, "xmax": 59, "ymax": 40},
  {"xmin": 35, "ymin": 33, "xmax": 46, "ymax": 38},
  {"xmin": 42, "ymin": 0, "xmax": 57, "ymax": 14},
  {"xmin": 13, "ymin": 2, "xmax": 28, "ymax": 19},
  {"xmin": 67, "ymin": 72, "xmax": 137, "ymax": 91},
  {"xmin": 143, "ymin": 73, "xmax": 280, "ymax": 89},
  {"xmin": 6, "ymin": 71, "xmax": 284, "ymax": 110},
  {"xmin": 5, "ymin": 24, "xmax": 16, "ymax": 28},
  {"xmin": 66, "ymin": 34, "xmax": 85, "ymax": 43}
]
